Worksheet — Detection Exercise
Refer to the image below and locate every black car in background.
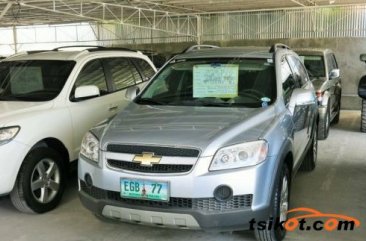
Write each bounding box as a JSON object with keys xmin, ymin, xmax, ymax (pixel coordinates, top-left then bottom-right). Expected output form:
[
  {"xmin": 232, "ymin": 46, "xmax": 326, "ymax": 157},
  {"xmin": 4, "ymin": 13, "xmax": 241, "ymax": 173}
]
[{"xmin": 359, "ymin": 54, "xmax": 366, "ymax": 132}]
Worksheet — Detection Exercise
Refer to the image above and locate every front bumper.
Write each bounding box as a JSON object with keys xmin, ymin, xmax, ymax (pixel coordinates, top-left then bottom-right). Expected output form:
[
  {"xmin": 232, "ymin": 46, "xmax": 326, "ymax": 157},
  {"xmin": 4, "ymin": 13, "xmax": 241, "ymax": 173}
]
[
  {"xmin": 0, "ymin": 140, "xmax": 29, "ymax": 194},
  {"xmin": 78, "ymin": 154, "xmax": 279, "ymax": 231},
  {"xmin": 79, "ymin": 188, "xmax": 269, "ymax": 231}
]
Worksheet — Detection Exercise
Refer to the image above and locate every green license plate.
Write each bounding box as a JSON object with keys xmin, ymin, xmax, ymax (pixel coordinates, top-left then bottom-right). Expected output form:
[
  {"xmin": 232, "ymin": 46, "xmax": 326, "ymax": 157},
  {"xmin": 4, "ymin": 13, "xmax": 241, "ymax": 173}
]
[{"xmin": 120, "ymin": 178, "xmax": 170, "ymax": 201}]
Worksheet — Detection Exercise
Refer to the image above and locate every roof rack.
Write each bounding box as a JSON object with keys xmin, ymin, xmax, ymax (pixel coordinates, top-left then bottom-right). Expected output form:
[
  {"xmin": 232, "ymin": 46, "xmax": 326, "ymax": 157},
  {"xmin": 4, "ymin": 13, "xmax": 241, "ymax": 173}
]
[
  {"xmin": 269, "ymin": 43, "xmax": 290, "ymax": 53},
  {"xmin": 88, "ymin": 47, "xmax": 137, "ymax": 53},
  {"xmin": 52, "ymin": 45, "xmax": 137, "ymax": 53},
  {"xmin": 26, "ymin": 50, "xmax": 49, "ymax": 54},
  {"xmin": 52, "ymin": 45, "xmax": 103, "ymax": 51},
  {"xmin": 183, "ymin": 45, "xmax": 220, "ymax": 53}
]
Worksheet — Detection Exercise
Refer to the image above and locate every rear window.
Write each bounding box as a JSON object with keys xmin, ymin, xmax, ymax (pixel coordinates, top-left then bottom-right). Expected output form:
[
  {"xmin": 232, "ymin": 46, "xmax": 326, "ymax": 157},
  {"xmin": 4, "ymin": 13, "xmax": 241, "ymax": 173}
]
[{"xmin": 299, "ymin": 55, "xmax": 325, "ymax": 78}]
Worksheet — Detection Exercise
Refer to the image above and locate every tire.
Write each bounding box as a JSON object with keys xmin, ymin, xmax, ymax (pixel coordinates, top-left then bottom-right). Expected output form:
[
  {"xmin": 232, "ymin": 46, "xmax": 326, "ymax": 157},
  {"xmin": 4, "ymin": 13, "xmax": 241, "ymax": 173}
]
[
  {"xmin": 332, "ymin": 97, "xmax": 341, "ymax": 124},
  {"xmin": 254, "ymin": 165, "xmax": 290, "ymax": 241},
  {"xmin": 317, "ymin": 104, "xmax": 330, "ymax": 140},
  {"xmin": 10, "ymin": 147, "xmax": 66, "ymax": 213},
  {"xmin": 300, "ymin": 122, "xmax": 318, "ymax": 172},
  {"xmin": 362, "ymin": 99, "xmax": 366, "ymax": 133}
]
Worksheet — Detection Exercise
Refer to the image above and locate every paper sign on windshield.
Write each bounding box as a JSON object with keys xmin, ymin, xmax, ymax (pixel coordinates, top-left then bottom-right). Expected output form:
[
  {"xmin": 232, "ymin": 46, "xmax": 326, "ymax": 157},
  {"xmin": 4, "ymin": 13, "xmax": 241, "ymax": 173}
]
[{"xmin": 193, "ymin": 64, "xmax": 239, "ymax": 98}]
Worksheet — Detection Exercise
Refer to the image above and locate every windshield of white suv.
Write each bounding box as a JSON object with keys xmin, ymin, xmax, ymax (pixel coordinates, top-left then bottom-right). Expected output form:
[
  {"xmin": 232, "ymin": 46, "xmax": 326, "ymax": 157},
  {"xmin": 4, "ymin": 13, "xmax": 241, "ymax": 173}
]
[
  {"xmin": 300, "ymin": 55, "xmax": 325, "ymax": 78},
  {"xmin": 0, "ymin": 60, "xmax": 75, "ymax": 101},
  {"xmin": 135, "ymin": 58, "xmax": 276, "ymax": 108}
]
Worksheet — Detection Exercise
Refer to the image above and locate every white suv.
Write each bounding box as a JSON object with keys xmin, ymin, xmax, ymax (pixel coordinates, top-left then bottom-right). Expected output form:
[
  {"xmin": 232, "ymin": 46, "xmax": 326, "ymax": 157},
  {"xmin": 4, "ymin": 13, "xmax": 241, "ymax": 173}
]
[{"xmin": 0, "ymin": 46, "xmax": 156, "ymax": 213}]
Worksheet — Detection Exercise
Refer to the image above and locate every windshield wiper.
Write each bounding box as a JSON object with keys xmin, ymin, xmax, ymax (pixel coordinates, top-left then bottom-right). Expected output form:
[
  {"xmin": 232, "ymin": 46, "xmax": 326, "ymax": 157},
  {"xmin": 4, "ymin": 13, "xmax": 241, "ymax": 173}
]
[{"xmin": 135, "ymin": 98, "xmax": 165, "ymax": 105}]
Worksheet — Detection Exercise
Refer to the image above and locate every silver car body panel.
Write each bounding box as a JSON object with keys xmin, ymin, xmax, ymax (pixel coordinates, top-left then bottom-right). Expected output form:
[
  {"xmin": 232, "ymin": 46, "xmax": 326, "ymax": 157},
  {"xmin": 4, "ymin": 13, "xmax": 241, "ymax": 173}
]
[{"xmin": 78, "ymin": 46, "xmax": 318, "ymax": 231}]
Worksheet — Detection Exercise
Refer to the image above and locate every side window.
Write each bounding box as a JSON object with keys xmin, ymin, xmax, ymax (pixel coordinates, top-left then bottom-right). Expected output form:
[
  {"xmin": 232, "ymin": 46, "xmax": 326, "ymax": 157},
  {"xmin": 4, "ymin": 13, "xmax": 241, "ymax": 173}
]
[
  {"xmin": 106, "ymin": 58, "xmax": 141, "ymax": 91},
  {"xmin": 73, "ymin": 59, "xmax": 108, "ymax": 97},
  {"xmin": 281, "ymin": 57, "xmax": 297, "ymax": 104},
  {"xmin": 287, "ymin": 55, "xmax": 308, "ymax": 86},
  {"xmin": 332, "ymin": 54, "xmax": 338, "ymax": 69},
  {"xmin": 326, "ymin": 53, "xmax": 338, "ymax": 72},
  {"xmin": 133, "ymin": 58, "xmax": 156, "ymax": 82}
]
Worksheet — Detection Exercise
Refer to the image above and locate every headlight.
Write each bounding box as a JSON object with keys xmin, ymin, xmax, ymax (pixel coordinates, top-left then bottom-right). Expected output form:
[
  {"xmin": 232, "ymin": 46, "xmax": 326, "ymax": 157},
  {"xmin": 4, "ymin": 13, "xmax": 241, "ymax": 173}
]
[
  {"xmin": 80, "ymin": 132, "xmax": 99, "ymax": 163},
  {"xmin": 209, "ymin": 140, "xmax": 268, "ymax": 171},
  {"xmin": 0, "ymin": 126, "xmax": 20, "ymax": 145}
]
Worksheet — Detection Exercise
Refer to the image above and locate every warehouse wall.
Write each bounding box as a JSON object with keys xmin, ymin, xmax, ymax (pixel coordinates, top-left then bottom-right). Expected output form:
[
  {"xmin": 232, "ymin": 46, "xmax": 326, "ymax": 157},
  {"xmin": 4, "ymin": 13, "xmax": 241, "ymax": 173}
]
[{"xmin": 125, "ymin": 37, "xmax": 366, "ymax": 110}]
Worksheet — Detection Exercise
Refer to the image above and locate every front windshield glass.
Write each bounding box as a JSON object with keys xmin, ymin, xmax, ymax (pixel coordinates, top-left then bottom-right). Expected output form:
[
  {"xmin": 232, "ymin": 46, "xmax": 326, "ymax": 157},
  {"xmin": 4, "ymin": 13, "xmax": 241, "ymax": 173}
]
[
  {"xmin": 136, "ymin": 58, "xmax": 276, "ymax": 108},
  {"xmin": 300, "ymin": 55, "xmax": 325, "ymax": 78},
  {"xmin": 0, "ymin": 60, "xmax": 75, "ymax": 101}
]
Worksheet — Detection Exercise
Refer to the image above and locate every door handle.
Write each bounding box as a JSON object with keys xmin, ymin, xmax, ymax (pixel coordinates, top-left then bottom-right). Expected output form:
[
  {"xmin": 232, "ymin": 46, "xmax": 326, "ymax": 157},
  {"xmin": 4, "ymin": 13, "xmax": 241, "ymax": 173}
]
[{"xmin": 109, "ymin": 105, "xmax": 118, "ymax": 111}]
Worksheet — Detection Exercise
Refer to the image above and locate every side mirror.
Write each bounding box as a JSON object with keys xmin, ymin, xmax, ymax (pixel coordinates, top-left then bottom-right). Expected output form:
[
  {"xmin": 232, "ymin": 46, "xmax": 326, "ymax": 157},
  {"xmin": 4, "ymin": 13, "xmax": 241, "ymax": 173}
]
[
  {"xmin": 288, "ymin": 88, "xmax": 316, "ymax": 115},
  {"xmin": 359, "ymin": 77, "xmax": 366, "ymax": 99},
  {"xmin": 329, "ymin": 69, "xmax": 340, "ymax": 79},
  {"xmin": 360, "ymin": 54, "xmax": 366, "ymax": 62},
  {"xmin": 125, "ymin": 86, "xmax": 140, "ymax": 100},
  {"xmin": 74, "ymin": 85, "xmax": 100, "ymax": 100}
]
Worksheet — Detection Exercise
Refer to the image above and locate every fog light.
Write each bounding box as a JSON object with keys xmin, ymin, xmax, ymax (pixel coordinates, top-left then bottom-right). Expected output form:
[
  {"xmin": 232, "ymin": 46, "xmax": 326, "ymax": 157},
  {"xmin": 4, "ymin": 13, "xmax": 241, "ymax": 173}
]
[
  {"xmin": 85, "ymin": 173, "xmax": 93, "ymax": 187},
  {"xmin": 214, "ymin": 185, "xmax": 233, "ymax": 202}
]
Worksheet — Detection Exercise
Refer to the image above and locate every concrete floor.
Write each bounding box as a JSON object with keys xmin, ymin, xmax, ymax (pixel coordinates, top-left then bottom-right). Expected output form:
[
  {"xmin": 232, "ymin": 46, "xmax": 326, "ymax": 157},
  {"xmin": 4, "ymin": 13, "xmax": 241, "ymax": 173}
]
[{"xmin": 0, "ymin": 110, "xmax": 365, "ymax": 241}]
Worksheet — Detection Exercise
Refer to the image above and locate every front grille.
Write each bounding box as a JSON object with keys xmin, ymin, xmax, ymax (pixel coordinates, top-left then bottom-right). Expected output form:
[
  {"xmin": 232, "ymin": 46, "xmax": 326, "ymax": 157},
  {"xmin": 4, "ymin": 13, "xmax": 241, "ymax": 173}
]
[
  {"xmin": 106, "ymin": 144, "xmax": 200, "ymax": 157},
  {"xmin": 107, "ymin": 159, "xmax": 193, "ymax": 173},
  {"xmin": 80, "ymin": 181, "xmax": 252, "ymax": 212}
]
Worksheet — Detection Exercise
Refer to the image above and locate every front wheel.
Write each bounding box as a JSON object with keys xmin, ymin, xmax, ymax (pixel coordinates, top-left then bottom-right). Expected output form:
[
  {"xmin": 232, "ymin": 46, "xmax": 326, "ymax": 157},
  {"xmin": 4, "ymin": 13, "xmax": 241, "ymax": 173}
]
[
  {"xmin": 300, "ymin": 122, "xmax": 318, "ymax": 172},
  {"xmin": 318, "ymin": 104, "xmax": 330, "ymax": 140},
  {"xmin": 10, "ymin": 147, "xmax": 66, "ymax": 213},
  {"xmin": 332, "ymin": 96, "xmax": 341, "ymax": 124},
  {"xmin": 254, "ymin": 165, "xmax": 290, "ymax": 241}
]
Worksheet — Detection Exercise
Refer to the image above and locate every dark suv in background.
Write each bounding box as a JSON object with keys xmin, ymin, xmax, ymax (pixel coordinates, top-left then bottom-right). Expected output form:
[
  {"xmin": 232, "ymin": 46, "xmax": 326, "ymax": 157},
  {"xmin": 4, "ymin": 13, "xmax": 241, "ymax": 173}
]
[
  {"xmin": 358, "ymin": 54, "xmax": 366, "ymax": 132},
  {"xmin": 296, "ymin": 49, "xmax": 342, "ymax": 140}
]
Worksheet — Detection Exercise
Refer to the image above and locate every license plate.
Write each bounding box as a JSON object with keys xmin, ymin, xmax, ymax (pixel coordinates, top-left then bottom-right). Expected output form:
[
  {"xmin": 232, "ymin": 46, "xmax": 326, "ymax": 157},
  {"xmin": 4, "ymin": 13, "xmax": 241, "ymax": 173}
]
[{"xmin": 120, "ymin": 178, "xmax": 169, "ymax": 201}]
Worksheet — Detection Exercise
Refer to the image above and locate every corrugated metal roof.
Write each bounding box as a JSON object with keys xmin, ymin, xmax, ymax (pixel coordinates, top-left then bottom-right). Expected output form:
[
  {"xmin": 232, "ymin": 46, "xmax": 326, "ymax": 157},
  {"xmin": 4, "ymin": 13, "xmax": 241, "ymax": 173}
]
[{"xmin": 1, "ymin": 0, "xmax": 366, "ymax": 27}]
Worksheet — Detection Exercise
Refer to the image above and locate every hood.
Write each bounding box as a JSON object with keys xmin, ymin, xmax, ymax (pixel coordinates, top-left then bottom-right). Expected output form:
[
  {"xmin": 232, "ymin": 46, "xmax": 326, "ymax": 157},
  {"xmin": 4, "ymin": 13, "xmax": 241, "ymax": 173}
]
[
  {"xmin": 311, "ymin": 77, "xmax": 327, "ymax": 92},
  {"xmin": 101, "ymin": 103, "xmax": 276, "ymax": 156},
  {"xmin": 0, "ymin": 101, "xmax": 53, "ymax": 127}
]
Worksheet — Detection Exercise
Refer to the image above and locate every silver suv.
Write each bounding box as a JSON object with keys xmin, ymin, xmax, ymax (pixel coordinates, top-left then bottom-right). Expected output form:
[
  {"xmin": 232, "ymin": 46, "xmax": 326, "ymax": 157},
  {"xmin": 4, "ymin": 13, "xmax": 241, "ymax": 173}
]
[
  {"xmin": 296, "ymin": 49, "xmax": 342, "ymax": 140},
  {"xmin": 78, "ymin": 44, "xmax": 318, "ymax": 241}
]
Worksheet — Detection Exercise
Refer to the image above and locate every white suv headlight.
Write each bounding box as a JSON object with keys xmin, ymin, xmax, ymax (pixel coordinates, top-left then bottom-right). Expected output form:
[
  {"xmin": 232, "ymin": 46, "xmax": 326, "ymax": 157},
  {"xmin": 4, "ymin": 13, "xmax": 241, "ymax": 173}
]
[
  {"xmin": 80, "ymin": 132, "xmax": 99, "ymax": 163},
  {"xmin": 209, "ymin": 140, "xmax": 268, "ymax": 171},
  {"xmin": 0, "ymin": 126, "xmax": 20, "ymax": 145}
]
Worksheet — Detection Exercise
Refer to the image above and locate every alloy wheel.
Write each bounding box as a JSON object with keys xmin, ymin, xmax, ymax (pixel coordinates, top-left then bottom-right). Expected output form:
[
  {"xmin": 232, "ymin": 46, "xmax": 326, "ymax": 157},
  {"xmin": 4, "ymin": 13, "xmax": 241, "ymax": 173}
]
[
  {"xmin": 30, "ymin": 158, "xmax": 61, "ymax": 204},
  {"xmin": 279, "ymin": 175, "xmax": 289, "ymax": 223}
]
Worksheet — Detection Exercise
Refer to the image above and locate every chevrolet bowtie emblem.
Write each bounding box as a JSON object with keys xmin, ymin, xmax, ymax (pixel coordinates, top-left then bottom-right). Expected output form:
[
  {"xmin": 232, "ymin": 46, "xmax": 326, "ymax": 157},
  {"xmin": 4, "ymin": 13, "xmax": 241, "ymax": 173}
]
[{"xmin": 133, "ymin": 152, "xmax": 161, "ymax": 166}]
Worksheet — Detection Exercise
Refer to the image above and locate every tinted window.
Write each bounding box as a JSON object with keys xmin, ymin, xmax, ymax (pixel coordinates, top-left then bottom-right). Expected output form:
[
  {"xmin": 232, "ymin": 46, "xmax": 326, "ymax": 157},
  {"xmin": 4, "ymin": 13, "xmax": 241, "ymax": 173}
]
[
  {"xmin": 74, "ymin": 60, "xmax": 108, "ymax": 96},
  {"xmin": 0, "ymin": 60, "xmax": 75, "ymax": 101},
  {"xmin": 134, "ymin": 58, "xmax": 155, "ymax": 81},
  {"xmin": 281, "ymin": 58, "xmax": 297, "ymax": 104},
  {"xmin": 287, "ymin": 55, "xmax": 308, "ymax": 86},
  {"xmin": 300, "ymin": 55, "xmax": 326, "ymax": 78},
  {"xmin": 136, "ymin": 58, "xmax": 276, "ymax": 108},
  {"xmin": 106, "ymin": 58, "xmax": 140, "ymax": 91}
]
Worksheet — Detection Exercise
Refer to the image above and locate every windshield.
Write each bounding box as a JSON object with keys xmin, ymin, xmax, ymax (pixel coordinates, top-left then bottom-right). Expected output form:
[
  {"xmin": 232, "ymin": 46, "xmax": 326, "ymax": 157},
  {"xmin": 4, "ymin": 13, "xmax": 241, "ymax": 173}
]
[
  {"xmin": 135, "ymin": 58, "xmax": 276, "ymax": 108},
  {"xmin": 0, "ymin": 60, "xmax": 75, "ymax": 101},
  {"xmin": 300, "ymin": 55, "xmax": 325, "ymax": 78}
]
